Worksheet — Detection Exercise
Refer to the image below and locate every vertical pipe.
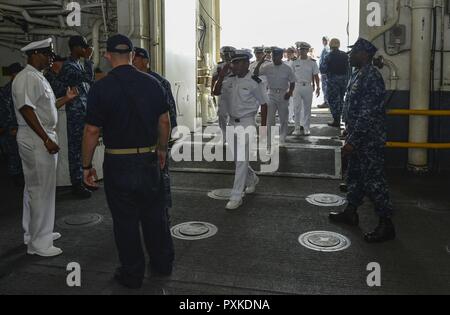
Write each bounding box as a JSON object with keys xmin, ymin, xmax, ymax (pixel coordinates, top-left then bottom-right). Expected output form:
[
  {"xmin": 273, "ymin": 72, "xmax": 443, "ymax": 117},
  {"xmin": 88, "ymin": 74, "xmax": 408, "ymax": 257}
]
[
  {"xmin": 92, "ymin": 19, "xmax": 103, "ymax": 69},
  {"xmin": 127, "ymin": 0, "xmax": 136, "ymax": 40},
  {"xmin": 214, "ymin": 0, "xmax": 221, "ymax": 63},
  {"xmin": 408, "ymin": 0, "xmax": 434, "ymax": 171}
]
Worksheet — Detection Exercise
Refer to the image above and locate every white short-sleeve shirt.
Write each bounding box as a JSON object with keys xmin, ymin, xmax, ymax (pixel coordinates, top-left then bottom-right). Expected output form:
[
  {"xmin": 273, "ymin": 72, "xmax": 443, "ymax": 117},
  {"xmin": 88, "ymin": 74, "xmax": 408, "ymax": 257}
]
[
  {"xmin": 12, "ymin": 64, "xmax": 57, "ymax": 131},
  {"xmin": 290, "ymin": 58, "xmax": 320, "ymax": 83},
  {"xmin": 221, "ymin": 71, "xmax": 267, "ymax": 119},
  {"xmin": 259, "ymin": 63, "xmax": 296, "ymax": 90}
]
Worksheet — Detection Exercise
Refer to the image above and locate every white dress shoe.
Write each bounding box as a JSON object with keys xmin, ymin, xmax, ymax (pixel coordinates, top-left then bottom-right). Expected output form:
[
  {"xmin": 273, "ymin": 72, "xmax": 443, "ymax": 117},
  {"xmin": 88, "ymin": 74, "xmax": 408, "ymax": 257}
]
[
  {"xmin": 292, "ymin": 128, "xmax": 302, "ymax": 136},
  {"xmin": 245, "ymin": 176, "xmax": 260, "ymax": 195},
  {"xmin": 24, "ymin": 232, "xmax": 62, "ymax": 246},
  {"xmin": 27, "ymin": 246, "xmax": 63, "ymax": 257},
  {"xmin": 226, "ymin": 199, "xmax": 243, "ymax": 210},
  {"xmin": 303, "ymin": 129, "xmax": 311, "ymax": 136}
]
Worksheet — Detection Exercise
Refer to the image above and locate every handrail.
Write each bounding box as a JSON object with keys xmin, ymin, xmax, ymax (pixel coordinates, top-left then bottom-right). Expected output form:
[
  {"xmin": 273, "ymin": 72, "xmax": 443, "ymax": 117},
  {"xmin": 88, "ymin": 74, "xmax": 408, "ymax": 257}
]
[
  {"xmin": 387, "ymin": 142, "xmax": 450, "ymax": 149},
  {"xmin": 387, "ymin": 109, "xmax": 450, "ymax": 116}
]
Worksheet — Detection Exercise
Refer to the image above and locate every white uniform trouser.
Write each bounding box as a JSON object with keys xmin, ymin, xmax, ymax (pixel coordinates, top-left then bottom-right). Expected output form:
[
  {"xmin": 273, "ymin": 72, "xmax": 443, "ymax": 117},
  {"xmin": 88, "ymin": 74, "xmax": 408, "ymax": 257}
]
[
  {"xmin": 217, "ymin": 96, "xmax": 229, "ymax": 141},
  {"xmin": 293, "ymin": 84, "xmax": 314, "ymax": 131},
  {"xmin": 17, "ymin": 126, "xmax": 57, "ymax": 251},
  {"xmin": 229, "ymin": 117, "xmax": 258, "ymax": 201},
  {"xmin": 267, "ymin": 91, "xmax": 289, "ymax": 144},
  {"xmin": 288, "ymin": 98, "xmax": 295, "ymax": 122}
]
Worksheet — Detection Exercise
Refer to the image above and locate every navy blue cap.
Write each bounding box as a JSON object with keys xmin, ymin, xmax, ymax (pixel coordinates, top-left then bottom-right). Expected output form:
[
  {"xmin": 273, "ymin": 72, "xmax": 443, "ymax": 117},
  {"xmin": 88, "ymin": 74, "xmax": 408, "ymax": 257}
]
[
  {"xmin": 134, "ymin": 47, "xmax": 150, "ymax": 59},
  {"xmin": 107, "ymin": 34, "xmax": 134, "ymax": 53},
  {"xmin": 271, "ymin": 47, "xmax": 284, "ymax": 55},
  {"xmin": 69, "ymin": 36, "xmax": 89, "ymax": 49},
  {"xmin": 6, "ymin": 63, "xmax": 23, "ymax": 75},
  {"xmin": 348, "ymin": 38, "xmax": 378, "ymax": 55}
]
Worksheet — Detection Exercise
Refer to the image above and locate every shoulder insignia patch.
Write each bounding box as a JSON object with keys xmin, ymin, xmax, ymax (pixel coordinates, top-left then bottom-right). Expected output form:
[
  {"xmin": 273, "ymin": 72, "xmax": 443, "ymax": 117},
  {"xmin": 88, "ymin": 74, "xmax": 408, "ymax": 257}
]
[{"xmin": 252, "ymin": 75, "xmax": 262, "ymax": 83}]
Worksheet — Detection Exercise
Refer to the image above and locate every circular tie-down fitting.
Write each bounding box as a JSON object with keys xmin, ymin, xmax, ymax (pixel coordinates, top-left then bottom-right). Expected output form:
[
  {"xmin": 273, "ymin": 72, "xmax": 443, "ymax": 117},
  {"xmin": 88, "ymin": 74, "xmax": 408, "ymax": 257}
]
[
  {"xmin": 418, "ymin": 200, "xmax": 450, "ymax": 213},
  {"xmin": 306, "ymin": 194, "xmax": 347, "ymax": 207},
  {"xmin": 56, "ymin": 213, "xmax": 104, "ymax": 229},
  {"xmin": 299, "ymin": 231, "xmax": 351, "ymax": 252},
  {"xmin": 171, "ymin": 222, "xmax": 218, "ymax": 241},
  {"xmin": 208, "ymin": 189, "xmax": 233, "ymax": 201}
]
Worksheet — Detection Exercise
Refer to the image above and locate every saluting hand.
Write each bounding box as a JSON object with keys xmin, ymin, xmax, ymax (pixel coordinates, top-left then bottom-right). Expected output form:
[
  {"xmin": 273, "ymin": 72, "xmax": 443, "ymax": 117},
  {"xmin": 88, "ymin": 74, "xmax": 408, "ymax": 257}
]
[
  {"xmin": 219, "ymin": 63, "xmax": 230, "ymax": 79},
  {"xmin": 258, "ymin": 55, "xmax": 268, "ymax": 65},
  {"xmin": 84, "ymin": 47, "xmax": 94, "ymax": 60}
]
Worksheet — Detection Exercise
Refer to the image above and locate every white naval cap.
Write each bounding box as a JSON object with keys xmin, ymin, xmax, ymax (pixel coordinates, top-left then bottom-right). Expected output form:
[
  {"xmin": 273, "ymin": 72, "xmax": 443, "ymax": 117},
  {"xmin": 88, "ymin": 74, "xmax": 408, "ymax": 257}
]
[
  {"xmin": 231, "ymin": 49, "xmax": 253, "ymax": 62},
  {"xmin": 296, "ymin": 41, "xmax": 311, "ymax": 50},
  {"xmin": 20, "ymin": 38, "xmax": 53, "ymax": 53}
]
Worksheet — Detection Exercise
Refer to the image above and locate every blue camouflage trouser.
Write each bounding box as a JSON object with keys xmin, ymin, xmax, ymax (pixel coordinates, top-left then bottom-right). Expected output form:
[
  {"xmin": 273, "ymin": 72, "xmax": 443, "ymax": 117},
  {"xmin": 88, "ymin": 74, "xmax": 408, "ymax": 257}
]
[
  {"xmin": 346, "ymin": 145, "xmax": 393, "ymax": 218},
  {"xmin": 328, "ymin": 75, "xmax": 348, "ymax": 122},
  {"xmin": 67, "ymin": 104, "xmax": 86, "ymax": 186},
  {"xmin": 322, "ymin": 74, "xmax": 329, "ymax": 104},
  {"xmin": 1, "ymin": 134, "xmax": 22, "ymax": 176}
]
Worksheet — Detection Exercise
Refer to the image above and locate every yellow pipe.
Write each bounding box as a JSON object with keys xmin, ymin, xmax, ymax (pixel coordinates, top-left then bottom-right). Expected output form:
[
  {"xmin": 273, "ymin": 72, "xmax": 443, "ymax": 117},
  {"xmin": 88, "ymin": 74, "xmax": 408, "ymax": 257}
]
[
  {"xmin": 387, "ymin": 109, "xmax": 450, "ymax": 116},
  {"xmin": 387, "ymin": 142, "xmax": 450, "ymax": 149}
]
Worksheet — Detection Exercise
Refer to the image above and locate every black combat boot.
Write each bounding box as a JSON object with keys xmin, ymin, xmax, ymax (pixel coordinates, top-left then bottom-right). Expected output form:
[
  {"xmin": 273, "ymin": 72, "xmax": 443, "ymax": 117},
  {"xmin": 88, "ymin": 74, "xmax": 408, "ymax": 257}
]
[
  {"xmin": 114, "ymin": 268, "xmax": 143, "ymax": 289},
  {"xmin": 329, "ymin": 204, "xmax": 359, "ymax": 226},
  {"xmin": 72, "ymin": 184, "xmax": 92, "ymax": 199},
  {"xmin": 327, "ymin": 120, "xmax": 341, "ymax": 128},
  {"xmin": 364, "ymin": 217, "xmax": 396, "ymax": 243}
]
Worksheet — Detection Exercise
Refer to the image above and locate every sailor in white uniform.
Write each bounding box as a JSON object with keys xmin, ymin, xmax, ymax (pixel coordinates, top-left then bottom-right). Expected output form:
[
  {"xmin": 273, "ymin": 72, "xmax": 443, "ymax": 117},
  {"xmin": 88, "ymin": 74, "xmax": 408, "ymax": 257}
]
[
  {"xmin": 249, "ymin": 46, "xmax": 271, "ymax": 103},
  {"xmin": 291, "ymin": 42, "xmax": 321, "ymax": 136},
  {"xmin": 213, "ymin": 49, "xmax": 268, "ymax": 210},
  {"xmin": 285, "ymin": 47, "xmax": 298, "ymax": 124},
  {"xmin": 12, "ymin": 38, "xmax": 77, "ymax": 257},
  {"xmin": 212, "ymin": 46, "xmax": 236, "ymax": 143},
  {"xmin": 254, "ymin": 47, "xmax": 296, "ymax": 146},
  {"xmin": 249, "ymin": 46, "xmax": 271, "ymax": 74}
]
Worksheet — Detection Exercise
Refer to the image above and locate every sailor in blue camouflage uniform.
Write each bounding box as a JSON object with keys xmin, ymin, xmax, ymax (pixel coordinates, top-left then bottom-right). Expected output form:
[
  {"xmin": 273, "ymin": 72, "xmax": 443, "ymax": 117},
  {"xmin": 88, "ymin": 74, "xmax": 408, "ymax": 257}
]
[
  {"xmin": 133, "ymin": 47, "xmax": 178, "ymax": 209},
  {"xmin": 44, "ymin": 55, "xmax": 67, "ymax": 99},
  {"xmin": 59, "ymin": 36, "xmax": 95, "ymax": 198},
  {"xmin": 317, "ymin": 36, "xmax": 330, "ymax": 109},
  {"xmin": 0, "ymin": 63, "xmax": 24, "ymax": 185},
  {"xmin": 329, "ymin": 38, "xmax": 396, "ymax": 244},
  {"xmin": 319, "ymin": 38, "xmax": 349, "ymax": 128}
]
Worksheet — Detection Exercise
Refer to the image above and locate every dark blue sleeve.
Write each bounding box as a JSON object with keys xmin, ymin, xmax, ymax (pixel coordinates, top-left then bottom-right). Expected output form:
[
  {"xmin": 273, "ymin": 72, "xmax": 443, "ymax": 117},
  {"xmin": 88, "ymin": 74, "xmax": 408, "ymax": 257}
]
[
  {"xmin": 85, "ymin": 82, "xmax": 104, "ymax": 127},
  {"xmin": 160, "ymin": 79, "xmax": 177, "ymax": 128},
  {"xmin": 320, "ymin": 53, "xmax": 330, "ymax": 75},
  {"xmin": 60, "ymin": 60, "xmax": 95, "ymax": 87},
  {"xmin": 346, "ymin": 70, "xmax": 387, "ymax": 148},
  {"xmin": 0, "ymin": 88, "xmax": 7, "ymax": 128},
  {"xmin": 156, "ymin": 83, "xmax": 170, "ymax": 117}
]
